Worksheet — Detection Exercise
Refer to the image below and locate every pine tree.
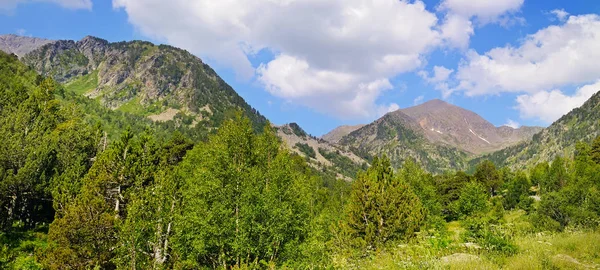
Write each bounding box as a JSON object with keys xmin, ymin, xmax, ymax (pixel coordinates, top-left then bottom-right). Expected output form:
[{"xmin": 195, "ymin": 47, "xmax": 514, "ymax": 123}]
[
  {"xmin": 590, "ymin": 136, "xmax": 600, "ymax": 164},
  {"xmin": 344, "ymin": 155, "xmax": 424, "ymax": 250},
  {"xmin": 43, "ymin": 130, "xmax": 160, "ymax": 269},
  {"xmin": 504, "ymin": 171, "xmax": 530, "ymax": 210}
]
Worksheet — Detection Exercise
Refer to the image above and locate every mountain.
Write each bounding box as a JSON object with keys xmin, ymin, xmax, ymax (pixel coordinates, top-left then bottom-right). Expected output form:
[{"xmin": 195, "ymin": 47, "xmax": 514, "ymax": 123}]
[
  {"xmin": 17, "ymin": 35, "xmax": 266, "ymax": 130},
  {"xmin": 334, "ymin": 99, "xmax": 542, "ymax": 173},
  {"xmin": 0, "ymin": 34, "xmax": 53, "ymax": 57},
  {"xmin": 400, "ymin": 99, "xmax": 542, "ymax": 155},
  {"xmin": 322, "ymin": 124, "xmax": 365, "ymax": 143},
  {"xmin": 277, "ymin": 123, "xmax": 367, "ymax": 179},
  {"xmin": 473, "ymin": 91, "xmax": 600, "ymax": 170},
  {"xmin": 338, "ymin": 110, "xmax": 469, "ymax": 173}
]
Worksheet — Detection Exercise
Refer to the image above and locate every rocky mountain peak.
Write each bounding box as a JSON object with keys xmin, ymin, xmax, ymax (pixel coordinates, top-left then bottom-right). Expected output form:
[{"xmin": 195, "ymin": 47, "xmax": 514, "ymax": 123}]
[{"xmin": 0, "ymin": 34, "xmax": 54, "ymax": 57}]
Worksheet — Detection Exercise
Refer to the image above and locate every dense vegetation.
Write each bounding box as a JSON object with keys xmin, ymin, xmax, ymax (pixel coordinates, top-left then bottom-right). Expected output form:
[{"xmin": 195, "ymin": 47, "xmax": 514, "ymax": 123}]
[{"xmin": 2, "ymin": 50, "xmax": 600, "ymax": 269}]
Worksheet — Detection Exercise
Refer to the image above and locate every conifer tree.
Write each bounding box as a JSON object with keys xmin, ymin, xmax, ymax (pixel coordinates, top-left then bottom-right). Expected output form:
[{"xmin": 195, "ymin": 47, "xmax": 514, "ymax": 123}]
[{"xmin": 344, "ymin": 155, "xmax": 424, "ymax": 250}]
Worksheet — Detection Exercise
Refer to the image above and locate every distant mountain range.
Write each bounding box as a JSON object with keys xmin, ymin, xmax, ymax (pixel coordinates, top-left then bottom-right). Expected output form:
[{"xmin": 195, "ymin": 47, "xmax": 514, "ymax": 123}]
[
  {"xmin": 2, "ymin": 34, "xmax": 599, "ymax": 176},
  {"xmin": 319, "ymin": 99, "xmax": 542, "ymax": 173}
]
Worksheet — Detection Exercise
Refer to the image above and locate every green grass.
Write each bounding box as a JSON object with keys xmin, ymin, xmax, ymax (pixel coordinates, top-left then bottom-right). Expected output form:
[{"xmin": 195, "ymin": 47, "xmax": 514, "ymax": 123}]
[
  {"xmin": 64, "ymin": 69, "xmax": 98, "ymax": 95},
  {"xmin": 336, "ymin": 211, "xmax": 600, "ymax": 269},
  {"xmin": 116, "ymin": 97, "xmax": 163, "ymax": 116}
]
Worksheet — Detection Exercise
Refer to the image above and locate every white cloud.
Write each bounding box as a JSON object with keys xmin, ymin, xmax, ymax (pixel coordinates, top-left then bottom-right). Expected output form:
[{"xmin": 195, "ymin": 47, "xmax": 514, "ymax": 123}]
[
  {"xmin": 455, "ymin": 14, "xmax": 600, "ymax": 97},
  {"xmin": 0, "ymin": 0, "xmax": 92, "ymax": 11},
  {"xmin": 438, "ymin": 0, "xmax": 524, "ymax": 49},
  {"xmin": 419, "ymin": 66, "xmax": 455, "ymax": 98},
  {"xmin": 515, "ymin": 81, "xmax": 600, "ymax": 123},
  {"xmin": 440, "ymin": 14, "xmax": 474, "ymax": 49},
  {"xmin": 551, "ymin": 9, "xmax": 569, "ymax": 21},
  {"xmin": 413, "ymin": 95, "xmax": 424, "ymax": 106},
  {"xmin": 503, "ymin": 119, "xmax": 520, "ymax": 129},
  {"xmin": 419, "ymin": 66, "xmax": 454, "ymax": 83},
  {"xmin": 114, "ymin": 0, "xmax": 443, "ymax": 119},
  {"xmin": 438, "ymin": 0, "xmax": 524, "ymax": 24}
]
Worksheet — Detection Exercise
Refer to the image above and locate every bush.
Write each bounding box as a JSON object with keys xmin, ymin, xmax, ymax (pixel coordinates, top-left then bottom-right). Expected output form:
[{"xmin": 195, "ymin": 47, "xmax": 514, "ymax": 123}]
[
  {"xmin": 454, "ymin": 182, "xmax": 490, "ymax": 219},
  {"xmin": 295, "ymin": 142, "xmax": 316, "ymax": 159},
  {"xmin": 462, "ymin": 217, "xmax": 518, "ymax": 254}
]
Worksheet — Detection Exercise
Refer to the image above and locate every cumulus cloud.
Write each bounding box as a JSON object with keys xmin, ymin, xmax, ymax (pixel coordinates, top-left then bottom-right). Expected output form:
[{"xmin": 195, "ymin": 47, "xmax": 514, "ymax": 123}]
[
  {"xmin": 455, "ymin": 14, "xmax": 600, "ymax": 97},
  {"xmin": 438, "ymin": 0, "xmax": 524, "ymax": 49},
  {"xmin": 0, "ymin": 0, "xmax": 92, "ymax": 11},
  {"xmin": 440, "ymin": 14, "xmax": 474, "ymax": 49},
  {"xmin": 550, "ymin": 9, "xmax": 569, "ymax": 21},
  {"xmin": 515, "ymin": 81, "xmax": 600, "ymax": 123},
  {"xmin": 419, "ymin": 66, "xmax": 455, "ymax": 98},
  {"xmin": 438, "ymin": 0, "xmax": 524, "ymax": 24},
  {"xmin": 503, "ymin": 119, "xmax": 520, "ymax": 129},
  {"xmin": 114, "ymin": 0, "xmax": 443, "ymax": 119}
]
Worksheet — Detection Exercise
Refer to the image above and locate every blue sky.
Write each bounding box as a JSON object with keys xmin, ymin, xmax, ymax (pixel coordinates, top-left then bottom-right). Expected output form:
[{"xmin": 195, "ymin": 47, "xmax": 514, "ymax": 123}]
[{"xmin": 1, "ymin": 0, "xmax": 599, "ymax": 136}]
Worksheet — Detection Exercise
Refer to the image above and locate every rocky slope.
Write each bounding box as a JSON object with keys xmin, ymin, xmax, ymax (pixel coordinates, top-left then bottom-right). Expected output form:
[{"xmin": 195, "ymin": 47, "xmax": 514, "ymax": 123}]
[
  {"xmin": 0, "ymin": 34, "xmax": 53, "ymax": 57},
  {"xmin": 277, "ymin": 123, "xmax": 367, "ymax": 179},
  {"xmin": 19, "ymin": 36, "xmax": 266, "ymax": 129},
  {"xmin": 473, "ymin": 90, "xmax": 600, "ymax": 170},
  {"xmin": 322, "ymin": 124, "xmax": 365, "ymax": 144}
]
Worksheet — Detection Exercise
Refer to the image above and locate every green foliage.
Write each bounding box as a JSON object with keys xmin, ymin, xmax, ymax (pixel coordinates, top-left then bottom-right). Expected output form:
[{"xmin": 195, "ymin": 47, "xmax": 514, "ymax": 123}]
[
  {"xmin": 319, "ymin": 147, "xmax": 367, "ymax": 178},
  {"xmin": 0, "ymin": 52, "xmax": 99, "ymax": 230},
  {"xmin": 592, "ymin": 136, "xmax": 600, "ymax": 164},
  {"xmin": 504, "ymin": 171, "xmax": 531, "ymax": 210},
  {"xmin": 295, "ymin": 142, "xmax": 316, "ymax": 159},
  {"xmin": 474, "ymin": 160, "xmax": 502, "ymax": 196},
  {"xmin": 173, "ymin": 116, "xmax": 313, "ymax": 268},
  {"xmin": 43, "ymin": 130, "xmax": 162, "ymax": 269},
  {"xmin": 454, "ymin": 182, "xmax": 490, "ymax": 219},
  {"xmin": 342, "ymin": 156, "xmax": 425, "ymax": 250},
  {"xmin": 542, "ymin": 156, "xmax": 569, "ymax": 194},
  {"xmin": 530, "ymin": 162, "xmax": 549, "ymax": 187},
  {"xmin": 462, "ymin": 216, "xmax": 518, "ymax": 254},
  {"xmin": 435, "ymin": 171, "xmax": 472, "ymax": 220},
  {"xmin": 400, "ymin": 159, "xmax": 442, "ymax": 220},
  {"xmin": 288, "ymin": 122, "xmax": 308, "ymax": 138},
  {"xmin": 64, "ymin": 69, "xmax": 98, "ymax": 95}
]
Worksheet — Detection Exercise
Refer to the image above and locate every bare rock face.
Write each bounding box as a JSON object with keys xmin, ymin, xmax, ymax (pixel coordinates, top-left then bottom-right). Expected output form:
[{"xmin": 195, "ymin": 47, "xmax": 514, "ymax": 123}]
[
  {"xmin": 321, "ymin": 124, "xmax": 365, "ymax": 143},
  {"xmin": 276, "ymin": 123, "xmax": 367, "ymax": 180},
  {"xmin": 0, "ymin": 34, "xmax": 53, "ymax": 57}
]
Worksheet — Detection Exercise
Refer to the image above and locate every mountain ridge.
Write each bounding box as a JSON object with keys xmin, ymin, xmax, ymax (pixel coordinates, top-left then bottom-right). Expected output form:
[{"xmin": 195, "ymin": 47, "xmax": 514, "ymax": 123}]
[
  {"xmin": 11, "ymin": 35, "xmax": 266, "ymax": 131},
  {"xmin": 0, "ymin": 34, "xmax": 53, "ymax": 57},
  {"xmin": 472, "ymin": 90, "xmax": 600, "ymax": 169}
]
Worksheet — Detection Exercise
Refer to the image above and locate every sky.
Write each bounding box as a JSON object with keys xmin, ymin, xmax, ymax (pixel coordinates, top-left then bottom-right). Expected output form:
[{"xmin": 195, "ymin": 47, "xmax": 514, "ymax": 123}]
[{"xmin": 1, "ymin": 0, "xmax": 599, "ymax": 136}]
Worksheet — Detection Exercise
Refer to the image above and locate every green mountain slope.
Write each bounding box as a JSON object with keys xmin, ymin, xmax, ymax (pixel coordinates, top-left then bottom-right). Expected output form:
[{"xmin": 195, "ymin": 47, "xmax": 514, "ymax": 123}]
[
  {"xmin": 472, "ymin": 91, "xmax": 600, "ymax": 169},
  {"xmin": 21, "ymin": 36, "xmax": 266, "ymax": 131}
]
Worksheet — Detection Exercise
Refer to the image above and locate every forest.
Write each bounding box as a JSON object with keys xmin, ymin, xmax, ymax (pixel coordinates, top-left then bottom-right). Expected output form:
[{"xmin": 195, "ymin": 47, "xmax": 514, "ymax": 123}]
[{"xmin": 1, "ymin": 50, "xmax": 600, "ymax": 269}]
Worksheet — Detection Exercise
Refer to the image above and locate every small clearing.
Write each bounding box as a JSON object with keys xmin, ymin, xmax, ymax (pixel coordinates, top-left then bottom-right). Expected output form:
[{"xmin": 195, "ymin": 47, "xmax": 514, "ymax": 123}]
[{"xmin": 148, "ymin": 108, "xmax": 179, "ymax": 122}]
